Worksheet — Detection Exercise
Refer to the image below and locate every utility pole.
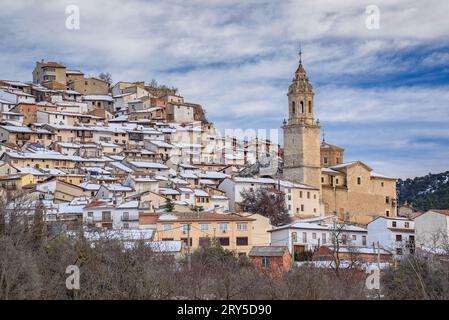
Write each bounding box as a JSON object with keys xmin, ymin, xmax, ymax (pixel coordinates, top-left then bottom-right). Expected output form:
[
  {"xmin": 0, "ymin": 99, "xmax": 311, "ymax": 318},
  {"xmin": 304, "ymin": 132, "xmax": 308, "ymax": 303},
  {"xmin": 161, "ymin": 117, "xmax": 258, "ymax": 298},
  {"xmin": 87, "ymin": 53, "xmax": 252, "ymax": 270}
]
[
  {"xmin": 291, "ymin": 232, "xmax": 295, "ymax": 267},
  {"xmin": 187, "ymin": 223, "xmax": 191, "ymax": 271}
]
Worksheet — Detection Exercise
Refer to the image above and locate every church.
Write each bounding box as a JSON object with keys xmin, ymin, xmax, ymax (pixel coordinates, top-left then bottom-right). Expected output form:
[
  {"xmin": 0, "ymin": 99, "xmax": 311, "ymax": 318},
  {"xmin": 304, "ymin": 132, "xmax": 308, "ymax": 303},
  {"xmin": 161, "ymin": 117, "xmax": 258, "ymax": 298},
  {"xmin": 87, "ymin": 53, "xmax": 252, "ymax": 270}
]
[{"xmin": 282, "ymin": 53, "xmax": 398, "ymax": 226}]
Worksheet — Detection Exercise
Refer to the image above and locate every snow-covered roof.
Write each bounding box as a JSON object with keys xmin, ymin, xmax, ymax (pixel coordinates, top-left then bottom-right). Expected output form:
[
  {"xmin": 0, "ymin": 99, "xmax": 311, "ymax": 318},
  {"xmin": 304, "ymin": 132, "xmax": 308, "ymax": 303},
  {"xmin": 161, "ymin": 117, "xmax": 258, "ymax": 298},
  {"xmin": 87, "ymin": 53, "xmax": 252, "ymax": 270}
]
[
  {"xmin": 110, "ymin": 162, "xmax": 134, "ymax": 173},
  {"xmin": 371, "ymin": 171, "xmax": 396, "ymax": 180},
  {"xmin": 160, "ymin": 188, "xmax": 180, "ymax": 195},
  {"xmin": 194, "ymin": 189, "xmax": 210, "ymax": 197},
  {"xmin": 128, "ymin": 161, "xmax": 168, "ymax": 169},
  {"xmin": 116, "ymin": 200, "xmax": 139, "ymax": 209},
  {"xmin": 83, "ymin": 95, "xmax": 114, "ymax": 102},
  {"xmin": 146, "ymin": 139, "xmax": 174, "ymax": 148}
]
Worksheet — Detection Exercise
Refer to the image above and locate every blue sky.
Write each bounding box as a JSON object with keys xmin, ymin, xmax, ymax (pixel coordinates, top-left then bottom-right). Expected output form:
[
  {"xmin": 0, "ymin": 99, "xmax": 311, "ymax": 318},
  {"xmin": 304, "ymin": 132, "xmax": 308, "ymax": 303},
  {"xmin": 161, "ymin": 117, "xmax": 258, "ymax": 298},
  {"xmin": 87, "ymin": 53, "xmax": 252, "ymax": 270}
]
[{"xmin": 1, "ymin": 0, "xmax": 449, "ymax": 179}]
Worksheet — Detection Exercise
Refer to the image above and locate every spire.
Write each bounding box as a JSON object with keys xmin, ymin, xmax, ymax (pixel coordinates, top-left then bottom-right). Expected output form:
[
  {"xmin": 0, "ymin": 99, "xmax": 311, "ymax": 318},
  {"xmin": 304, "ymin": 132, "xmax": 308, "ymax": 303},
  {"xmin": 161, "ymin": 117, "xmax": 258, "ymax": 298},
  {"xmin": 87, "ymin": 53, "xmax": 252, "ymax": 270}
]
[
  {"xmin": 298, "ymin": 42, "xmax": 302, "ymax": 65},
  {"xmin": 322, "ymin": 127, "xmax": 326, "ymax": 143}
]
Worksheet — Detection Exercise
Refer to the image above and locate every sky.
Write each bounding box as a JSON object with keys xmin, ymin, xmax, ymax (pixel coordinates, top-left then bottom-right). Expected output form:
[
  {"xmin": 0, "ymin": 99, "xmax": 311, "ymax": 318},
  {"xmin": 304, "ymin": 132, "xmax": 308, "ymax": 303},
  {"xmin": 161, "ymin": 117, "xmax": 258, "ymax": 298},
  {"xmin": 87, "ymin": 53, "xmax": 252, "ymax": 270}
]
[{"xmin": 1, "ymin": 0, "xmax": 448, "ymax": 179}]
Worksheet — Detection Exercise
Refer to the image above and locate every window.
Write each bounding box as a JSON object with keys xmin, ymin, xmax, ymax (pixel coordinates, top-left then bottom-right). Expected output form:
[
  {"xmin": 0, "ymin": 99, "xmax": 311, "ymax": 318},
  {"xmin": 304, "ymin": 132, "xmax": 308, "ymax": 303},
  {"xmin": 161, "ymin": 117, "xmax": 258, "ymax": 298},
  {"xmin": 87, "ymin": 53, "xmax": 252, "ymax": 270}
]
[
  {"xmin": 302, "ymin": 232, "xmax": 307, "ymax": 243},
  {"xmin": 292, "ymin": 232, "xmax": 297, "ymax": 242},
  {"xmin": 122, "ymin": 212, "xmax": 129, "ymax": 220},
  {"xmin": 181, "ymin": 224, "xmax": 189, "ymax": 233},
  {"xmin": 352, "ymin": 235, "xmax": 357, "ymax": 241},
  {"xmin": 123, "ymin": 223, "xmax": 129, "ymax": 229},
  {"xmin": 163, "ymin": 224, "xmax": 172, "ymax": 232},
  {"xmin": 218, "ymin": 237, "xmax": 230, "ymax": 246},
  {"xmin": 87, "ymin": 212, "xmax": 93, "ymax": 218},
  {"xmin": 236, "ymin": 237, "xmax": 248, "ymax": 246},
  {"xmin": 299, "ymin": 191, "xmax": 303, "ymax": 198},
  {"xmin": 357, "ymin": 177, "xmax": 362, "ymax": 185},
  {"xmin": 261, "ymin": 256, "xmax": 269, "ymax": 268},
  {"xmin": 291, "ymin": 101, "xmax": 296, "ymax": 114},
  {"xmin": 237, "ymin": 223, "xmax": 247, "ymax": 231},
  {"xmin": 300, "ymin": 101, "xmax": 304, "ymax": 113},
  {"xmin": 102, "ymin": 211, "xmax": 111, "ymax": 221},
  {"xmin": 324, "ymin": 157, "xmax": 328, "ymax": 164},
  {"xmin": 312, "ymin": 233, "xmax": 317, "ymax": 240},
  {"xmin": 301, "ymin": 204, "xmax": 304, "ymax": 212},
  {"xmin": 322, "ymin": 233, "xmax": 327, "ymax": 244},
  {"xmin": 396, "ymin": 248, "xmax": 403, "ymax": 255},
  {"xmin": 341, "ymin": 234, "xmax": 347, "ymax": 245},
  {"xmin": 200, "ymin": 223, "xmax": 209, "ymax": 231},
  {"xmin": 336, "ymin": 157, "xmax": 340, "ymax": 164},
  {"xmin": 308, "ymin": 101, "xmax": 312, "ymax": 114},
  {"xmin": 381, "ymin": 182, "xmax": 384, "ymax": 187},
  {"xmin": 219, "ymin": 223, "xmax": 228, "ymax": 232},
  {"xmin": 385, "ymin": 196, "xmax": 390, "ymax": 204},
  {"xmin": 321, "ymin": 177, "xmax": 324, "ymax": 183},
  {"xmin": 307, "ymin": 192, "xmax": 310, "ymax": 199},
  {"xmin": 392, "ymin": 221, "xmax": 397, "ymax": 227},
  {"xmin": 362, "ymin": 236, "xmax": 367, "ymax": 246},
  {"xmin": 396, "ymin": 234, "xmax": 402, "ymax": 242},
  {"xmin": 386, "ymin": 210, "xmax": 390, "ymax": 217},
  {"xmin": 335, "ymin": 179, "xmax": 339, "ymax": 184}
]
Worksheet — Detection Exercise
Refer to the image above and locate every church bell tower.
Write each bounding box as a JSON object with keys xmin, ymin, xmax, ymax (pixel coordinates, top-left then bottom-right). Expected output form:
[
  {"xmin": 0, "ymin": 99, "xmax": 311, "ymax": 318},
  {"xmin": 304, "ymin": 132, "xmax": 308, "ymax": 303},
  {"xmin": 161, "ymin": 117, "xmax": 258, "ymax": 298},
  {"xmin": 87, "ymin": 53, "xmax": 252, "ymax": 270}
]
[{"xmin": 282, "ymin": 50, "xmax": 322, "ymax": 189}]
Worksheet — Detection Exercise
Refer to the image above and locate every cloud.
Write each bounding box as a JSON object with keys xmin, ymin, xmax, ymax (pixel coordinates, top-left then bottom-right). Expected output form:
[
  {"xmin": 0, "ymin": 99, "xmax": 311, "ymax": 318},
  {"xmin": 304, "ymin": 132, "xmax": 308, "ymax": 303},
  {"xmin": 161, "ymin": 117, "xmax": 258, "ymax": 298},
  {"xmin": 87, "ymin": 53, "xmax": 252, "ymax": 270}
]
[{"xmin": 0, "ymin": 0, "xmax": 448, "ymax": 178}]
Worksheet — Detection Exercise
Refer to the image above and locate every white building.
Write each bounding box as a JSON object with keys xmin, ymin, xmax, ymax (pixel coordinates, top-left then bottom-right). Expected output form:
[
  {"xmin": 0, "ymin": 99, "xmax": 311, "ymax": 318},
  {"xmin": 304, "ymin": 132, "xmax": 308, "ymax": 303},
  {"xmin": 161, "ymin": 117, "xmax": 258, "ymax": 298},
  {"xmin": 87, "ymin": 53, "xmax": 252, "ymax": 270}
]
[
  {"xmin": 414, "ymin": 209, "xmax": 449, "ymax": 252},
  {"xmin": 367, "ymin": 216, "xmax": 415, "ymax": 257},
  {"xmin": 83, "ymin": 199, "xmax": 140, "ymax": 229},
  {"xmin": 218, "ymin": 177, "xmax": 321, "ymax": 216},
  {"xmin": 269, "ymin": 221, "xmax": 368, "ymax": 254}
]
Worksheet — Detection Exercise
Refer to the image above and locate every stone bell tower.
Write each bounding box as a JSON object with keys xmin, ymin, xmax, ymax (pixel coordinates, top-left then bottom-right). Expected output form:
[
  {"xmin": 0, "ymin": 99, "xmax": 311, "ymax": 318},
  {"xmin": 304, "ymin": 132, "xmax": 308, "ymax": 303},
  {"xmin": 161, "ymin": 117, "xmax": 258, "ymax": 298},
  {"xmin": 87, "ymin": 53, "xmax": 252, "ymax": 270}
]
[{"xmin": 282, "ymin": 51, "xmax": 322, "ymax": 190}]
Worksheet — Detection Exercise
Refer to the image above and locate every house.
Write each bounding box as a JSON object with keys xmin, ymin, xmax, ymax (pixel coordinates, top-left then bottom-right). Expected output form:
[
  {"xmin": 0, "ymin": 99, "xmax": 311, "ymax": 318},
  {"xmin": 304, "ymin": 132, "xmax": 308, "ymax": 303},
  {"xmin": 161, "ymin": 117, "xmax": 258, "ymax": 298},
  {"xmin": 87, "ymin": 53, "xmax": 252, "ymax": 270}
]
[
  {"xmin": 248, "ymin": 246, "xmax": 292, "ymax": 273},
  {"xmin": 154, "ymin": 212, "xmax": 256, "ymax": 255},
  {"xmin": 83, "ymin": 95, "xmax": 114, "ymax": 112},
  {"xmin": 0, "ymin": 173, "xmax": 36, "ymax": 191},
  {"xmin": 126, "ymin": 161, "xmax": 169, "ymax": 176},
  {"xmin": 36, "ymin": 178, "xmax": 87, "ymax": 203},
  {"xmin": 68, "ymin": 77, "xmax": 109, "ymax": 95},
  {"xmin": 367, "ymin": 216, "xmax": 415, "ymax": 257},
  {"xmin": 0, "ymin": 111, "xmax": 24, "ymax": 125},
  {"xmin": 32, "ymin": 60, "xmax": 67, "ymax": 87},
  {"xmin": 218, "ymin": 177, "xmax": 321, "ymax": 217},
  {"xmin": 83, "ymin": 199, "xmax": 140, "ymax": 230},
  {"xmin": 414, "ymin": 209, "xmax": 449, "ymax": 252},
  {"xmin": 0, "ymin": 125, "xmax": 54, "ymax": 147},
  {"xmin": 269, "ymin": 221, "xmax": 368, "ymax": 258},
  {"xmin": 165, "ymin": 103, "xmax": 194, "ymax": 123},
  {"xmin": 95, "ymin": 184, "xmax": 134, "ymax": 200}
]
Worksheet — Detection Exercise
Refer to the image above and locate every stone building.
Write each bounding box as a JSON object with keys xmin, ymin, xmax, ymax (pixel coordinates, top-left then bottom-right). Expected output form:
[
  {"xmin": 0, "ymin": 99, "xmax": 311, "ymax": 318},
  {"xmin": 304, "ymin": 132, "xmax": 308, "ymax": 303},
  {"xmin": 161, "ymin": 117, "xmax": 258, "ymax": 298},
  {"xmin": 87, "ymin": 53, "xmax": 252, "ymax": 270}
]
[
  {"xmin": 282, "ymin": 56, "xmax": 321, "ymax": 191},
  {"xmin": 282, "ymin": 55, "xmax": 397, "ymax": 225}
]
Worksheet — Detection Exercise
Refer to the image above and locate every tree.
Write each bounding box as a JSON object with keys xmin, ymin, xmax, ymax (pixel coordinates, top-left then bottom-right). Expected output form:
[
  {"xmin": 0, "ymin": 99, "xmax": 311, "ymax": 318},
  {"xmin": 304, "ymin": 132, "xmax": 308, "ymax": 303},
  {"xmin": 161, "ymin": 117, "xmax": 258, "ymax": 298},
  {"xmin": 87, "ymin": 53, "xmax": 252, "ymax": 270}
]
[
  {"xmin": 240, "ymin": 188, "xmax": 291, "ymax": 226},
  {"xmin": 98, "ymin": 72, "xmax": 112, "ymax": 86},
  {"xmin": 164, "ymin": 199, "xmax": 175, "ymax": 212}
]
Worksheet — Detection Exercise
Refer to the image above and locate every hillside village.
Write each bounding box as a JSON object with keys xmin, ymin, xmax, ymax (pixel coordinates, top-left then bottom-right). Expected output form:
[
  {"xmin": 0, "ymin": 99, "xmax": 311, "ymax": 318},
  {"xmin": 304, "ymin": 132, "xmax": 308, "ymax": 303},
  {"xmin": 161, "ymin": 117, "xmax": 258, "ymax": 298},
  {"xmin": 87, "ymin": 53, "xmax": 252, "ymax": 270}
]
[{"xmin": 0, "ymin": 58, "xmax": 447, "ymax": 272}]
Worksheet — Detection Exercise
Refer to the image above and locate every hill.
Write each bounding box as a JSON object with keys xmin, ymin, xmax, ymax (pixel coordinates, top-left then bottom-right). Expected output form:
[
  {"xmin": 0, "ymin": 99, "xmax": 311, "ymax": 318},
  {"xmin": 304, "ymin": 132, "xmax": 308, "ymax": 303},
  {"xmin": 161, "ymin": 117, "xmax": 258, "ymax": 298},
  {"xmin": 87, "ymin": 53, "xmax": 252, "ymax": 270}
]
[{"xmin": 397, "ymin": 171, "xmax": 449, "ymax": 211}]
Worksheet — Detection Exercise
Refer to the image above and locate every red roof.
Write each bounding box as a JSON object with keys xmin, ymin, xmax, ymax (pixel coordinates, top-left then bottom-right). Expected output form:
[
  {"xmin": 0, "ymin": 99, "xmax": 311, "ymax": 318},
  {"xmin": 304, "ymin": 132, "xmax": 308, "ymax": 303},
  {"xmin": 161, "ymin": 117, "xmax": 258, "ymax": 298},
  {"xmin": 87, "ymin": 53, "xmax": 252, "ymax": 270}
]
[
  {"xmin": 84, "ymin": 200, "xmax": 113, "ymax": 209},
  {"xmin": 430, "ymin": 209, "xmax": 449, "ymax": 216},
  {"xmin": 41, "ymin": 61, "xmax": 65, "ymax": 68}
]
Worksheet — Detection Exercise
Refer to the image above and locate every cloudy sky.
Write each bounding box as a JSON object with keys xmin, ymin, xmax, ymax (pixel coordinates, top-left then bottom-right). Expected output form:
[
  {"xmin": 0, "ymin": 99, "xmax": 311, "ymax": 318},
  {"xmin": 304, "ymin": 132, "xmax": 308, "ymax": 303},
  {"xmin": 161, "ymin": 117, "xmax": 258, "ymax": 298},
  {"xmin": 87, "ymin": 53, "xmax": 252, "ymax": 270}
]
[{"xmin": 1, "ymin": 0, "xmax": 448, "ymax": 179}]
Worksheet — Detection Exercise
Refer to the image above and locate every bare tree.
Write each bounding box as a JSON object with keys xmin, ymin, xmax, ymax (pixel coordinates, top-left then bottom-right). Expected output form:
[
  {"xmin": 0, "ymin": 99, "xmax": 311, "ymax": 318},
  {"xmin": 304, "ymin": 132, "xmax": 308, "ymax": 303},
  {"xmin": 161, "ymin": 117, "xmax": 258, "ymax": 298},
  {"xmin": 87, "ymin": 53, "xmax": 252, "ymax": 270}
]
[
  {"xmin": 240, "ymin": 188, "xmax": 291, "ymax": 226},
  {"xmin": 98, "ymin": 72, "xmax": 112, "ymax": 86}
]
